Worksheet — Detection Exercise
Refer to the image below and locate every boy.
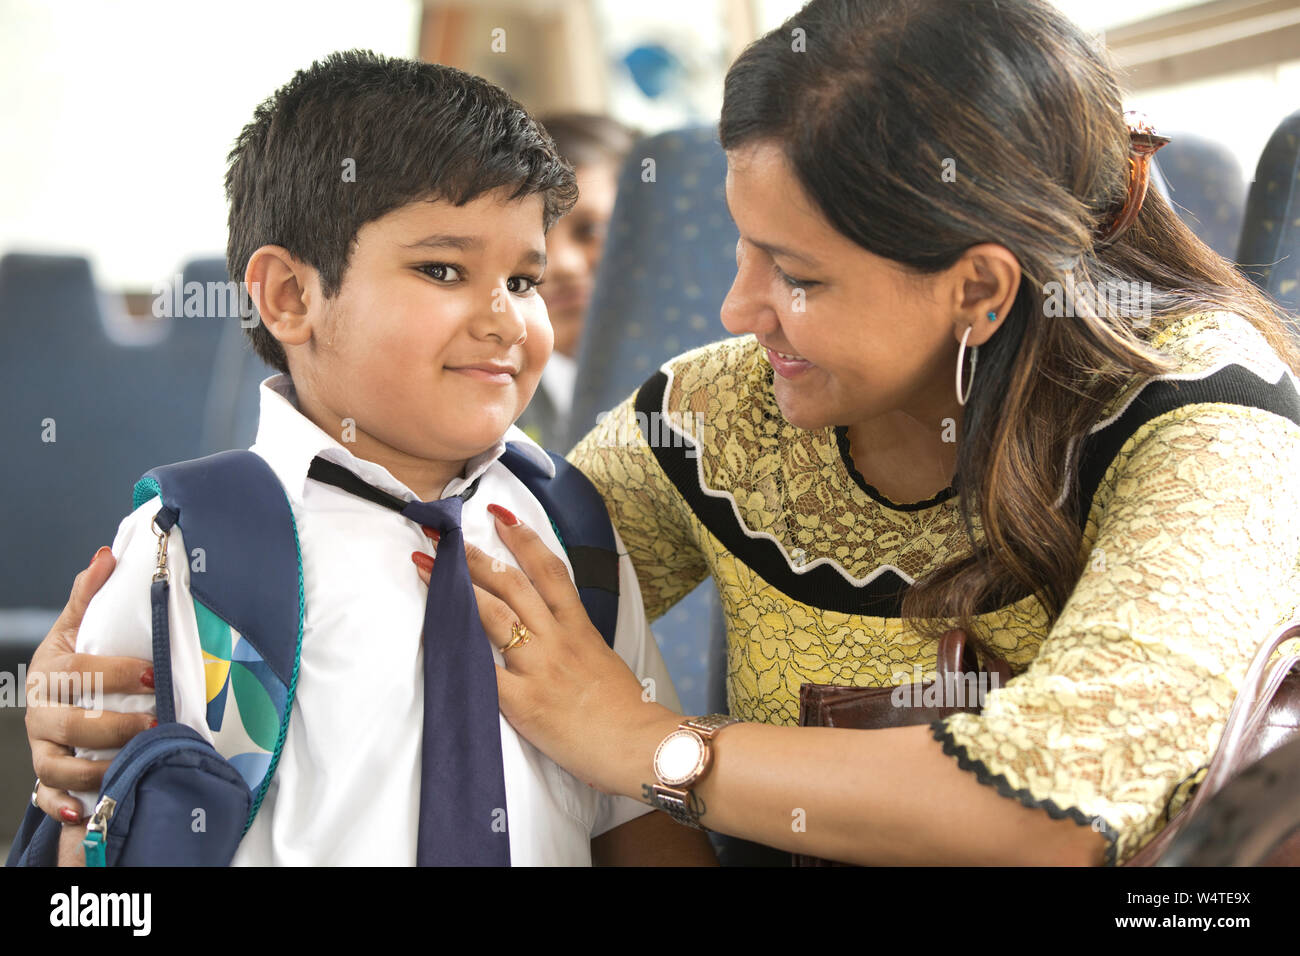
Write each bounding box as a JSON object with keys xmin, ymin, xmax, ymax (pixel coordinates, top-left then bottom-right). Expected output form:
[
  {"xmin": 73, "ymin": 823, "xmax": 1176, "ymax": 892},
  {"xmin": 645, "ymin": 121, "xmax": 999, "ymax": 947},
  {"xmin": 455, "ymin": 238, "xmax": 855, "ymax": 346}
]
[{"xmin": 60, "ymin": 50, "xmax": 713, "ymax": 865}]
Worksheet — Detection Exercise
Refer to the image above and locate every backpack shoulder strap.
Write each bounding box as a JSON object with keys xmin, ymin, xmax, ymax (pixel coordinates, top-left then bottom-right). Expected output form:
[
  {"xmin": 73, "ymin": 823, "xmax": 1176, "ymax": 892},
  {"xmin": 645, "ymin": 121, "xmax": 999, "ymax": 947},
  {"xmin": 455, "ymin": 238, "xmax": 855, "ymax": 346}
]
[
  {"xmin": 133, "ymin": 449, "xmax": 304, "ymax": 833},
  {"xmin": 7, "ymin": 450, "xmax": 303, "ymax": 866},
  {"xmin": 499, "ymin": 443, "xmax": 619, "ymax": 649}
]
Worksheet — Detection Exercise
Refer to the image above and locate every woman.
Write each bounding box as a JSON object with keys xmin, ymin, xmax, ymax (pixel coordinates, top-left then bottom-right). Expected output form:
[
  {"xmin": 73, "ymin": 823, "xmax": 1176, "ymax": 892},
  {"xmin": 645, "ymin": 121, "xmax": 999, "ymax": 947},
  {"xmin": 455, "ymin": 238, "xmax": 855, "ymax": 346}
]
[{"xmin": 25, "ymin": 0, "xmax": 1300, "ymax": 865}]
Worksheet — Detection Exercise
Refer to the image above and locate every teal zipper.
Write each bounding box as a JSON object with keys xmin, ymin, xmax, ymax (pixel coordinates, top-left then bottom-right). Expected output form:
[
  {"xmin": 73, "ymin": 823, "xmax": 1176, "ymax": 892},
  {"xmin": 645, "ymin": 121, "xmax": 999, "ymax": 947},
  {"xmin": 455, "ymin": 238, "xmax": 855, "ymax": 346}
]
[{"xmin": 83, "ymin": 796, "xmax": 116, "ymax": 867}]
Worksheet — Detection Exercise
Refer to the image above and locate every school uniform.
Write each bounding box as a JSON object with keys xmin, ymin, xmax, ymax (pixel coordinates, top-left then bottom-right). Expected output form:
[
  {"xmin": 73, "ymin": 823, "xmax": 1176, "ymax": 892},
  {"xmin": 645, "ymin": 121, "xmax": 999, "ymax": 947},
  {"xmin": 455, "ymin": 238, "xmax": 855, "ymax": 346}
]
[{"xmin": 74, "ymin": 373, "xmax": 680, "ymax": 865}]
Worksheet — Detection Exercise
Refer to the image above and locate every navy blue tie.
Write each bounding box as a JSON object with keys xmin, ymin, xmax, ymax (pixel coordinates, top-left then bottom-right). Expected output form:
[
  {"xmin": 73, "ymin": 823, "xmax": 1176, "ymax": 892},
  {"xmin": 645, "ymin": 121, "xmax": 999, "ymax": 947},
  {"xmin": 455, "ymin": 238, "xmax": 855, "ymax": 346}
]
[{"xmin": 307, "ymin": 458, "xmax": 511, "ymax": 866}]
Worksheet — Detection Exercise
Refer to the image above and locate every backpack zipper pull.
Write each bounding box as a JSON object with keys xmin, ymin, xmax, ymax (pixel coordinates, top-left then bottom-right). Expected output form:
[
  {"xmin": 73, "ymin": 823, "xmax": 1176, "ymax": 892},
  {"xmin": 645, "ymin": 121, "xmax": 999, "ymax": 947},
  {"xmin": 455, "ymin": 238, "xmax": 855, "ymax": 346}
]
[
  {"xmin": 83, "ymin": 795, "xmax": 116, "ymax": 867},
  {"xmin": 152, "ymin": 516, "xmax": 170, "ymax": 582}
]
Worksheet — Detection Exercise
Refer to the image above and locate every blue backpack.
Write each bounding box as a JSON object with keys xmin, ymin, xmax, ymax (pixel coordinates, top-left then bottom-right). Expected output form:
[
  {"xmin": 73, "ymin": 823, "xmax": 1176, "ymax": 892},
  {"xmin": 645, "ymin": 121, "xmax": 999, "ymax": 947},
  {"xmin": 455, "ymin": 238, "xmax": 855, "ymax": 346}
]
[{"xmin": 7, "ymin": 444, "xmax": 620, "ymax": 867}]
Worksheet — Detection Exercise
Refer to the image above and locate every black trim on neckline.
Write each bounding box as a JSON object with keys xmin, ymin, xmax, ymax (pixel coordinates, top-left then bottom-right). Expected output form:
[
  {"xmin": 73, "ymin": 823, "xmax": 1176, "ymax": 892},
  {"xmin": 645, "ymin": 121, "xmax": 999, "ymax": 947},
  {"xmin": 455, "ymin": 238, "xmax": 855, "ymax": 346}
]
[
  {"xmin": 635, "ymin": 361, "xmax": 1300, "ymax": 620},
  {"xmin": 1075, "ymin": 364, "xmax": 1300, "ymax": 528},
  {"xmin": 833, "ymin": 425, "xmax": 957, "ymax": 512},
  {"xmin": 636, "ymin": 371, "xmax": 912, "ymax": 616}
]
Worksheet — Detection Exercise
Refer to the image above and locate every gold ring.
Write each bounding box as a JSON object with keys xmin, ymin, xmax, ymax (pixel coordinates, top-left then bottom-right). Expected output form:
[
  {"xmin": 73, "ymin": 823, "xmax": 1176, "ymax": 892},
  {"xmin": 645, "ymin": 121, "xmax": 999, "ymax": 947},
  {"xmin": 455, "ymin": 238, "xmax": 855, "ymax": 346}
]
[{"xmin": 502, "ymin": 621, "xmax": 531, "ymax": 653}]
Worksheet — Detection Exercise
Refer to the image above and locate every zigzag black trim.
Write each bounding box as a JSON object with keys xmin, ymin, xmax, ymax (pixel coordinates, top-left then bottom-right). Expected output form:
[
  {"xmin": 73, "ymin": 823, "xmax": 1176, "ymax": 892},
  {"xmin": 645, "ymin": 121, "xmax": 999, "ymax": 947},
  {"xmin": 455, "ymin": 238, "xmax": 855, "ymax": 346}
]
[
  {"xmin": 635, "ymin": 370, "xmax": 914, "ymax": 616},
  {"xmin": 635, "ymin": 362, "xmax": 1300, "ymax": 618}
]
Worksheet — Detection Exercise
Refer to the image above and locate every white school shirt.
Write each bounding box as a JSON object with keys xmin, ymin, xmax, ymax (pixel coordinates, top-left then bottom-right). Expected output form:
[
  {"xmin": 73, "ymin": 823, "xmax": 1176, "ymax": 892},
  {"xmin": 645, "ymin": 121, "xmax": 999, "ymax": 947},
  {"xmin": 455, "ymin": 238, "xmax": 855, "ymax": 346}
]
[{"xmin": 74, "ymin": 374, "xmax": 681, "ymax": 866}]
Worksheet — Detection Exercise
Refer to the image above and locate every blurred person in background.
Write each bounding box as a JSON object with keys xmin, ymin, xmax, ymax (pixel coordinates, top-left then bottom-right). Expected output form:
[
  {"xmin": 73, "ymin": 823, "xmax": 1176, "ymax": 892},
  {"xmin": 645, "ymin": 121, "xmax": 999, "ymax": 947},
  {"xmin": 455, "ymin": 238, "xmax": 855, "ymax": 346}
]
[{"xmin": 515, "ymin": 113, "xmax": 637, "ymax": 448}]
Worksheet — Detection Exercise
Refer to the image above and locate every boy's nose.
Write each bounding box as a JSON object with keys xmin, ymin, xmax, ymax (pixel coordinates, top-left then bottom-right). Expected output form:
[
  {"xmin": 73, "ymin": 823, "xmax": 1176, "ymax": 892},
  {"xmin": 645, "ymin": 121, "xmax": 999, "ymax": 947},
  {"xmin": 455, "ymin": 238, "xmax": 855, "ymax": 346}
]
[{"xmin": 473, "ymin": 284, "xmax": 529, "ymax": 344}]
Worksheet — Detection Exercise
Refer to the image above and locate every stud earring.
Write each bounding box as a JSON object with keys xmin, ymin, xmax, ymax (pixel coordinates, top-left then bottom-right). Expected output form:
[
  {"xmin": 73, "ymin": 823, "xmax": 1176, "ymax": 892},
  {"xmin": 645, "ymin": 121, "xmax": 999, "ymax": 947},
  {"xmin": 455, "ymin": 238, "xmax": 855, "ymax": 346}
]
[{"xmin": 987, "ymin": 311, "xmax": 997, "ymax": 322}]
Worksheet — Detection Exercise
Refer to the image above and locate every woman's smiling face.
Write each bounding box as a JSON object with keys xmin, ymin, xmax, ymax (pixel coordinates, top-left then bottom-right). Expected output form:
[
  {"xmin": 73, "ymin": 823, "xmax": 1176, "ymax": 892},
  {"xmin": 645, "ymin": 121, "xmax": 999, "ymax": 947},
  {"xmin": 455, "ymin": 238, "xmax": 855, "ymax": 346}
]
[{"xmin": 720, "ymin": 141, "xmax": 959, "ymax": 432}]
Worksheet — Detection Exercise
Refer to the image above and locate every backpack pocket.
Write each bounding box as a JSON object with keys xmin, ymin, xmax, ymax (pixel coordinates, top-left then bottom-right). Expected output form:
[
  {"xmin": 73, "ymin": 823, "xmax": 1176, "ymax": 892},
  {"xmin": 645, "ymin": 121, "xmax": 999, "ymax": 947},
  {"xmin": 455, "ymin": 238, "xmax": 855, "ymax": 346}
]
[{"xmin": 84, "ymin": 723, "xmax": 251, "ymax": 866}]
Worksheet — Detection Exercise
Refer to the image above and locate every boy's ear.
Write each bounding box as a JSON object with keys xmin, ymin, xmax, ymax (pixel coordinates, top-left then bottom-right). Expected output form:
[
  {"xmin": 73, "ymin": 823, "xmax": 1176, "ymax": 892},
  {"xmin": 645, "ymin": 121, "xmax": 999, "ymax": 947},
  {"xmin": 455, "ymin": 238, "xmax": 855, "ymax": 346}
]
[{"xmin": 245, "ymin": 245, "xmax": 317, "ymax": 348}]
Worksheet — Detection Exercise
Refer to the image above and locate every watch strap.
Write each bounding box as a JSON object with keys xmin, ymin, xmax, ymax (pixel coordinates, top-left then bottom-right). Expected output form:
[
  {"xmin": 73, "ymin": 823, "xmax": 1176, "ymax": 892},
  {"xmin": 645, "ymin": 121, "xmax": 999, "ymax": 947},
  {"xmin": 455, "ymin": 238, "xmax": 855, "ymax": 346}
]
[
  {"xmin": 683, "ymin": 713, "xmax": 742, "ymax": 738},
  {"xmin": 648, "ymin": 785, "xmax": 707, "ymax": 831}
]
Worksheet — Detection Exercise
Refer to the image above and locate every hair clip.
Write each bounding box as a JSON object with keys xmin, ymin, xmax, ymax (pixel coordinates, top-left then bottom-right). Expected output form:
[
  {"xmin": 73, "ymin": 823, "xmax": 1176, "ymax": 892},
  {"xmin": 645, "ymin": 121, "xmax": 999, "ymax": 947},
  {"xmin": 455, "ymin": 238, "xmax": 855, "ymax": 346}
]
[{"xmin": 1095, "ymin": 111, "xmax": 1171, "ymax": 248}]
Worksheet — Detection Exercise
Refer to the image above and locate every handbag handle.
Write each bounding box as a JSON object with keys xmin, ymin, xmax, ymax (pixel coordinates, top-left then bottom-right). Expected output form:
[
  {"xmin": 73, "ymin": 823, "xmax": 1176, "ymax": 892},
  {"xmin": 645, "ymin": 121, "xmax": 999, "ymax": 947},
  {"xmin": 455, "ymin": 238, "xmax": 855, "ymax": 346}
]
[
  {"xmin": 935, "ymin": 628, "xmax": 1013, "ymax": 687},
  {"xmin": 1187, "ymin": 620, "xmax": 1300, "ymax": 804},
  {"xmin": 1124, "ymin": 619, "xmax": 1300, "ymax": 866}
]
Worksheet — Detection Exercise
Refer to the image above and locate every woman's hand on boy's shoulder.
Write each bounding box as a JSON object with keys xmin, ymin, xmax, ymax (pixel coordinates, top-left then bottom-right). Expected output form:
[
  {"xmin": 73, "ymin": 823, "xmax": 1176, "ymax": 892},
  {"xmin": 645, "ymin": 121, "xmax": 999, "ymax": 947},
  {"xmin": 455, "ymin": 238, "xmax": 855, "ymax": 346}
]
[
  {"xmin": 26, "ymin": 546, "xmax": 155, "ymax": 823},
  {"xmin": 447, "ymin": 506, "xmax": 682, "ymax": 798}
]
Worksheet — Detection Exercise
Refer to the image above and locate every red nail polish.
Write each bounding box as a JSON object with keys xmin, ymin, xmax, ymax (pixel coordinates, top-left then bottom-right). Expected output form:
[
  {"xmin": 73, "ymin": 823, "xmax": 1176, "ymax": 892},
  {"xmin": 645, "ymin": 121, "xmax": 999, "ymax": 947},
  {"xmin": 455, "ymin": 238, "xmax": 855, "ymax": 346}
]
[
  {"xmin": 422, "ymin": 526, "xmax": 440, "ymax": 542},
  {"xmin": 487, "ymin": 504, "xmax": 519, "ymax": 526},
  {"xmin": 148, "ymin": 719, "xmax": 158, "ymax": 729},
  {"xmin": 60, "ymin": 807, "xmax": 80, "ymax": 823},
  {"xmin": 141, "ymin": 666, "xmax": 154, "ymax": 689},
  {"xmin": 411, "ymin": 551, "xmax": 435, "ymax": 572}
]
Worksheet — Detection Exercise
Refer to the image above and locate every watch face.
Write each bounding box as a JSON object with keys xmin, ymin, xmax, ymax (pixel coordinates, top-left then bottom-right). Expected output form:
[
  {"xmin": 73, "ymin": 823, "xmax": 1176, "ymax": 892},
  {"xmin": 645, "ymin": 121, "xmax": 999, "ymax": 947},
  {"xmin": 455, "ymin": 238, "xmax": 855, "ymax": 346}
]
[{"xmin": 654, "ymin": 729, "xmax": 707, "ymax": 787}]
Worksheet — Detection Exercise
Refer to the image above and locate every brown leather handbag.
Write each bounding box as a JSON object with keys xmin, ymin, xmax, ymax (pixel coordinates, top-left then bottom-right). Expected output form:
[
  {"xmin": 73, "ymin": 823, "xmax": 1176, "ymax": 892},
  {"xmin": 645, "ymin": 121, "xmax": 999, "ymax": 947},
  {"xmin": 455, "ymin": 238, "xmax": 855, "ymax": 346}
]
[{"xmin": 794, "ymin": 623, "xmax": 1300, "ymax": 866}]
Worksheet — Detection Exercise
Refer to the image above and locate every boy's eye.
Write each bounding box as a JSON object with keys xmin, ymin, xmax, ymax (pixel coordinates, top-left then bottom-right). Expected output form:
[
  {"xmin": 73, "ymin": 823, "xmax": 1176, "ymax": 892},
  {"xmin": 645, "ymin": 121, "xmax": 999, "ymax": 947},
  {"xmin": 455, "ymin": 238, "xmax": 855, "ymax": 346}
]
[
  {"xmin": 418, "ymin": 263, "xmax": 462, "ymax": 283},
  {"xmin": 507, "ymin": 275, "xmax": 542, "ymax": 294}
]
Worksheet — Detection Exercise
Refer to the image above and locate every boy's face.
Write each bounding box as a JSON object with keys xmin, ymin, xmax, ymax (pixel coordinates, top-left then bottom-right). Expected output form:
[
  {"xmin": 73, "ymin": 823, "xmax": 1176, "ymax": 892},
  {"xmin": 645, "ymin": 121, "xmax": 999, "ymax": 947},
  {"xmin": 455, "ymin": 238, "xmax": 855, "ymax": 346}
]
[{"xmin": 291, "ymin": 189, "xmax": 552, "ymax": 481}]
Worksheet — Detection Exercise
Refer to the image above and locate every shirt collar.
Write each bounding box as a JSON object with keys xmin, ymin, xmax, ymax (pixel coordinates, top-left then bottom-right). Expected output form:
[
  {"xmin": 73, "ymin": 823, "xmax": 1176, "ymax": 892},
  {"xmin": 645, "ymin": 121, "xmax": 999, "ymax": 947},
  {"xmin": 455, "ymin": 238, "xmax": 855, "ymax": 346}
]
[{"xmin": 249, "ymin": 374, "xmax": 556, "ymax": 503}]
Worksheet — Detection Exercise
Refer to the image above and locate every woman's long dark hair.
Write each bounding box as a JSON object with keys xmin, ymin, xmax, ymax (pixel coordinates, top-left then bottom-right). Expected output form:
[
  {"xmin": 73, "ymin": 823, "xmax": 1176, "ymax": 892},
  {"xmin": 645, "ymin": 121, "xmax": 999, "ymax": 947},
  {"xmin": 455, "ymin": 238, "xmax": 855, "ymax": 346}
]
[{"xmin": 719, "ymin": 0, "xmax": 1300, "ymax": 631}]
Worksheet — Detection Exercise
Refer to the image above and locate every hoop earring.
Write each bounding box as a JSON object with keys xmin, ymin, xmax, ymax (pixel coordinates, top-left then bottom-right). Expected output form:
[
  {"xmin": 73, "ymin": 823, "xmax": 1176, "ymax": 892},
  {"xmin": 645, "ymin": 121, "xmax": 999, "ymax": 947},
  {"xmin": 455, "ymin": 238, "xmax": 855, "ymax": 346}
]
[{"xmin": 955, "ymin": 325, "xmax": 978, "ymax": 407}]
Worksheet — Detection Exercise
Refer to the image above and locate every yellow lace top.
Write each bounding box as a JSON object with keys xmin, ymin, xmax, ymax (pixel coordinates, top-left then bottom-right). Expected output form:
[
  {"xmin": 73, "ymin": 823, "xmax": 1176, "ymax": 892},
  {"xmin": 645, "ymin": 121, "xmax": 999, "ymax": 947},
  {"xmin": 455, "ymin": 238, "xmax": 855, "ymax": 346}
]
[{"xmin": 567, "ymin": 310, "xmax": 1300, "ymax": 865}]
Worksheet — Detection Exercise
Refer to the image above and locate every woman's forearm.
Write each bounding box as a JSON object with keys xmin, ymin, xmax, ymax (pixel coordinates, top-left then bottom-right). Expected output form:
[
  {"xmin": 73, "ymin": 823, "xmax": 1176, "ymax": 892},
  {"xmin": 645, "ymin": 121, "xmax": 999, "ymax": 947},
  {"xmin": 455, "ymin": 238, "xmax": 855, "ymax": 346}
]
[{"xmin": 616, "ymin": 713, "xmax": 1108, "ymax": 866}]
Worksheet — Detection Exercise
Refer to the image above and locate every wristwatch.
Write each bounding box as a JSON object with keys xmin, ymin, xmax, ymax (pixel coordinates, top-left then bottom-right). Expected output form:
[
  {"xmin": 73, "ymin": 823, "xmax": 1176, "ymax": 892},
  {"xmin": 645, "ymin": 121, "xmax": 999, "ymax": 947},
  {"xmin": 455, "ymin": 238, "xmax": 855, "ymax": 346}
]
[{"xmin": 648, "ymin": 714, "xmax": 742, "ymax": 830}]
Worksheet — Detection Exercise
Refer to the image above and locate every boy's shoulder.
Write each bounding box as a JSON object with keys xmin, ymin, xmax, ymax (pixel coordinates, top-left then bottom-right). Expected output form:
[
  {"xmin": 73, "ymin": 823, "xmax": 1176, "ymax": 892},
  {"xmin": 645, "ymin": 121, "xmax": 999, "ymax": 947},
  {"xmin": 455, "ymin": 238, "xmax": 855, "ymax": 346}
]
[{"xmin": 499, "ymin": 424, "xmax": 562, "ymax": 474}]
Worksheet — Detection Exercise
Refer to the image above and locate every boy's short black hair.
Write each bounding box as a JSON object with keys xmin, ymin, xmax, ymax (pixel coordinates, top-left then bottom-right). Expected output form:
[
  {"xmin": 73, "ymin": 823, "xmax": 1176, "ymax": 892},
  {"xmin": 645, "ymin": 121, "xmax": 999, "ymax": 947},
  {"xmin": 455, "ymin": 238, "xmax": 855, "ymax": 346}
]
[{"xmin": 226, "ymin": 50, "xmax": 578, "ymax": 374}]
